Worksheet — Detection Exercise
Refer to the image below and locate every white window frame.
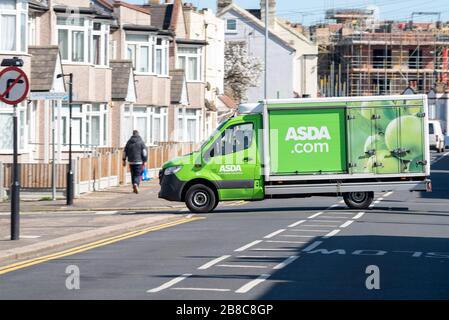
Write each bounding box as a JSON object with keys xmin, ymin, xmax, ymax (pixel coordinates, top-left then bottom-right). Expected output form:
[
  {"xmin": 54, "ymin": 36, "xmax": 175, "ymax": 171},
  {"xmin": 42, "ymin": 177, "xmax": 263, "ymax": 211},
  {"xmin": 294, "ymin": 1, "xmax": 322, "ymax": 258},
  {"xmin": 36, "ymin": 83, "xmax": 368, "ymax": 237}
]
[
  {"xmin": 56, "ymin": 15, "xmax": 90, "ymax": 64},
  {"xmin": 91, "ymin": 21, "xmax": 109, "ymax": 66},
  {"xmin": 0, "ymin": 102, "xmax": 28, "ymax": 153},
  {"xmin": 125, "ymin": 32, "xmax": 155, "ymax": 75},
  {"xmin": 176, "ymin": 107, "xmax": 202, "ymax": 143},
  {"xmin": 225, "ymin": 19, "xmax": 237, "ymax": 33},
  {"xmin": 154, "ymin": 37, "xmax": 169, "ymax": 77},
  {"xmin": 59, "ymin": 103, "xmax": 109, "ymax": 150},
  {"xmin": 177, "ymin": 45, "xmax": 203, "ymax": 82},
  {"xmin": 122, "ymin": 105, "xmax": 168, "ymax": 146},
  {"xmin": 0, "ymin": 0, "xmax": 28, "ymax": 53}
]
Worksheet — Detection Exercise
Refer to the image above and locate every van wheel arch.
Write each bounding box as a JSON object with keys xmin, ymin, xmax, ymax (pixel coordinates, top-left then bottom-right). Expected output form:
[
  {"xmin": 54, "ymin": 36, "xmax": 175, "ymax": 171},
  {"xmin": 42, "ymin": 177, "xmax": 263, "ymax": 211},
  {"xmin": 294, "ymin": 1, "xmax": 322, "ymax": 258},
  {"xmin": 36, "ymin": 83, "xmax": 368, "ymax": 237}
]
[{"xmin": 182, "ymin": 179, "xmax": 219, "ymax": 202}]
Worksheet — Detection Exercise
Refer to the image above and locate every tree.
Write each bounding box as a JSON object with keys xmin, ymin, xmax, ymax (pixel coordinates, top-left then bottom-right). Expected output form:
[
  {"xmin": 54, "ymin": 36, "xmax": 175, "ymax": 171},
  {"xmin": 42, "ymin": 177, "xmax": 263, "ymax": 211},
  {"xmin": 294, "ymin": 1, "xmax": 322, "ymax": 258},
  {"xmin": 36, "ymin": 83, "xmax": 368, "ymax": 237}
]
[{"xmin": 224, "ymin": 42, "xmax": 263, "ymax": 103}]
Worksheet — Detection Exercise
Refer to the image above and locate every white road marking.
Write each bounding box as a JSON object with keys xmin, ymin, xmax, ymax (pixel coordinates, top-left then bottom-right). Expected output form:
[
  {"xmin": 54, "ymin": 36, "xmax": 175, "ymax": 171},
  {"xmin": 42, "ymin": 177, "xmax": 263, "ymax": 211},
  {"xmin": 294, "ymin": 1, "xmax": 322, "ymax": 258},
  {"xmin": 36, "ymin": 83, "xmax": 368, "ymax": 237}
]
[
  {"xmin": 95, "ymin": 211, "xmax": 118, "ymax": 215},
  {"xmin": 264, "ymin": 229, "xmax": 286, "ymax": 239},
  {"xmin": 353, "ymin": 212, "xmax": 365, "ymax": 220},
  {"xmin": 198, "ymin": 255, "xmax": 231, "ymax": 270},
  {"xmin": 340, "ymin": 220, "xmax": 354, "ymax": 228},
  {"xmin": 302, "ymin": 241, "xmax": 323, "ymax": 252},
  {"xmin": 323, "ymin": 229, "xmax": 341, "ymax": 239},
  {"xmin": 273, "ymin": 256, "xmax": 299, "ymax": 270},
  {"xmin": 234, "ymin": 240, "xmax": 263, "ymax": 252},
  {"xmin": 217, "ymin": 264, "xmax": 268, "ymax": 269},
  {"xmin": 308, "ymin": 212, "xmax": 323, "ymax": 219},
  {"xmin": 288, "ymin": 220, "xmax": 306, "ymax": 228},
  {"xmin": 147, "ymin": 274, "xmax": 192, "ymax": 293},
  {"xmin": 374, "ymin": 197, "xmax": 384, "ymax": 204},
  {"xmin": 324, "ymin": 212, "xmax": 354, "ymax": 215},
  {"xmin": 432, "ymin": 152, "xmax": 449, "ymax": 164},
  {"xmin": 236, "ymin": 274, "xmax": 271, "ymax": 294},
  {"xmin": 171, "ymin": 288, "xmax": 231, "ymax": 292},
  {"xmin": 383, "ymin": 192, "xmax": 393, "ymax": 198},
  {"xmin": 266, "ymin": 240, "xmax": 307, "ymax": 244},
  {"xmin": 3, "ymin": 235, "xmax": 41, "ymax": 239}
]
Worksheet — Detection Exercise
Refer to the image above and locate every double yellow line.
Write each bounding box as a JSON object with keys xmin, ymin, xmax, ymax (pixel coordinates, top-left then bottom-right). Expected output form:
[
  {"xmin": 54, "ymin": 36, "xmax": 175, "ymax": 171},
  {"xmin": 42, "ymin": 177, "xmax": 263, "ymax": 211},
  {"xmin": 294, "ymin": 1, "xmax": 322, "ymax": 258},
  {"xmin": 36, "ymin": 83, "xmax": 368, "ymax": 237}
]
[{"xmin": 0, "ymin": 217, "xmax": 203, "ymax": 276}]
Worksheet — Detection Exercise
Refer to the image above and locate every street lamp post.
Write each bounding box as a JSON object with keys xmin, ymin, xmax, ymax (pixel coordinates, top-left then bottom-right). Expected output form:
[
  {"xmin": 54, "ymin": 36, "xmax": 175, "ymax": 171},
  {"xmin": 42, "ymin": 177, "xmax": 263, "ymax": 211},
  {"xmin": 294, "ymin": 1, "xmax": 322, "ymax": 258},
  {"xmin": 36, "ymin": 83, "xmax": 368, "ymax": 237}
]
[{"xmin": 57, "ymin": 73, "xmax": 74, "ymax": 205}]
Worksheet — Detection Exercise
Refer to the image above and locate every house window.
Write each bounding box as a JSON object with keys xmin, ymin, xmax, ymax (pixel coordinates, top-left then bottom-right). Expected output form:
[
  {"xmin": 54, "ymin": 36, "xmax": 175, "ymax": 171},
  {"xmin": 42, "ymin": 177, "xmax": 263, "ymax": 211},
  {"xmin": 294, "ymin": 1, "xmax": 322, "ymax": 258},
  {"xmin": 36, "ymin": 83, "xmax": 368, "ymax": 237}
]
[
  {"xmin": 57, "ymin": 16, "xmax": 88, "ymax": 63},
  {"xmin": 122, "ymin": 106, "xmax": 168, "ymax": 146},
  {"xmin": 176, "ymin": 108, "xmax": 202, "ymax": 142},
  {"xmin": 226, "ymin": 19, "xmax": 237, "ymax": 32},
  {"xmin": 59, "ymin": 103, "xmax": 109, "ymax": 148},
  {"xmin": 0, "ymin": 0, "xmax": 27, "ymax": 52},
  {"xmin": 155, "ymin": 38, "xmax": 169, "ymax": 76},
  {"xmin": 126, "ymin": 33, "xmax": 153, "ymax": 73},
  {"xmin": 0, "ymin": 102, "xmax": 27, "ymax": 152},
  {"xmin": 92, "ymin": 22, "xmax": 109, "ymax": 66},
  {"xmin": 177, "ymin": 46, "xmax": 202, "ymax": 81}
]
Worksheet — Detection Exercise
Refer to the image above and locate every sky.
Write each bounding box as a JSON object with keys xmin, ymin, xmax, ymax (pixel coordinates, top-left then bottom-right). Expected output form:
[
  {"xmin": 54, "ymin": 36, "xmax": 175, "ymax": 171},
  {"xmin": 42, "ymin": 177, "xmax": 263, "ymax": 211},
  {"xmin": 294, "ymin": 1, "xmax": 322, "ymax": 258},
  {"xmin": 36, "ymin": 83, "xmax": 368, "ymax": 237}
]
[{"xmin": 128, "ymin": 0, "xmax": 449, "ymax": 25}]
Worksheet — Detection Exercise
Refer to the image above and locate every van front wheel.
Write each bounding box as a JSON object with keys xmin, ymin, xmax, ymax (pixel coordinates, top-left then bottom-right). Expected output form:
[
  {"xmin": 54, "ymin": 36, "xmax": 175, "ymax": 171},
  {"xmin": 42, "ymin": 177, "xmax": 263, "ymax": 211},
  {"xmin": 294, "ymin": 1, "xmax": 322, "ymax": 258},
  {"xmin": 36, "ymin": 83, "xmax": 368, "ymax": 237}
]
[
  {"xmin": 343, "ymin": 192, "xmax": 374, "ymax": 209},
  {"xmin": 185, "ymin": 184, "xmax": 218, "ymax": 214}
]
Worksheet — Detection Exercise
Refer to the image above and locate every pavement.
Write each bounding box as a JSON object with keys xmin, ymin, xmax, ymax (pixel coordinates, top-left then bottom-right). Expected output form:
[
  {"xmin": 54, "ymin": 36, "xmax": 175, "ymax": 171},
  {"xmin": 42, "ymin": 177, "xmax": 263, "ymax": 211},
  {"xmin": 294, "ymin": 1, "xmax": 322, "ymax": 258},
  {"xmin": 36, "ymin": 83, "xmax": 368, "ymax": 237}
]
[
  {"xmin": 0, "ymin": 180, "xmax": 191, "ymax": 266},
  {"xmin": 0, "ymin": 180, "xmax": 184, "ymax": 213},
  {"xmin": 0, "ymin": 151, "xmax": 448, "ymax": 299}
]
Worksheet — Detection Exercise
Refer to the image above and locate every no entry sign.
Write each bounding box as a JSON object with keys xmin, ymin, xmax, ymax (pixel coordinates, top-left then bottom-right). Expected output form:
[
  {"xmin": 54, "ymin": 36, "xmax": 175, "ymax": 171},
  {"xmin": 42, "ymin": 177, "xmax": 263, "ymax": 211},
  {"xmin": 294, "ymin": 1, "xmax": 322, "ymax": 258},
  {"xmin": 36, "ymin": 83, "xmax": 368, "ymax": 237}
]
[{"xmin": 0, "ymin": 66, "xmax": 29, "ymax": 105}]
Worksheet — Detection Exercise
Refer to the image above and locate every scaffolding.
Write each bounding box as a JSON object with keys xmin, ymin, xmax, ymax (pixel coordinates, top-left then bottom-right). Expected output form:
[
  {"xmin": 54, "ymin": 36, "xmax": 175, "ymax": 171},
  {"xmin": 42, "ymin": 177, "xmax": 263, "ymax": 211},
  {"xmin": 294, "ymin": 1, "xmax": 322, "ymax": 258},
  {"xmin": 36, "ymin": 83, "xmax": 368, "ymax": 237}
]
[{"xmin": 319, "ymin": 29, "xmax": 449, "ymax": 97}]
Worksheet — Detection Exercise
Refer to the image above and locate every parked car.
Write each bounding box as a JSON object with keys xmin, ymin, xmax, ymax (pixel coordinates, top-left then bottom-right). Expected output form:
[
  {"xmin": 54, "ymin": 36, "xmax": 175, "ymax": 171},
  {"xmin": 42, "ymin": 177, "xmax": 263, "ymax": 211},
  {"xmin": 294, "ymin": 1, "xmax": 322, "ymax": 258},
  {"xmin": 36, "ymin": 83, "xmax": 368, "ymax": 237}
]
[{"xmin": 429, "ymin": 120, "xmax": 445, "ymax": 153}]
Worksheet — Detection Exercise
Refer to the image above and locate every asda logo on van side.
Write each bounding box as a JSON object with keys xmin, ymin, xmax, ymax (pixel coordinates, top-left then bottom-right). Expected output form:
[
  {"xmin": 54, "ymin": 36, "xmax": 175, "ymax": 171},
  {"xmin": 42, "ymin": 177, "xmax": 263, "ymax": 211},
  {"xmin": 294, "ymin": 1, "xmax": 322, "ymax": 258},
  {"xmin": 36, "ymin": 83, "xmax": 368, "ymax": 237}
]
[{"xmin": 285, "ymin": 126, "xmax": 331, "ymax": 154}]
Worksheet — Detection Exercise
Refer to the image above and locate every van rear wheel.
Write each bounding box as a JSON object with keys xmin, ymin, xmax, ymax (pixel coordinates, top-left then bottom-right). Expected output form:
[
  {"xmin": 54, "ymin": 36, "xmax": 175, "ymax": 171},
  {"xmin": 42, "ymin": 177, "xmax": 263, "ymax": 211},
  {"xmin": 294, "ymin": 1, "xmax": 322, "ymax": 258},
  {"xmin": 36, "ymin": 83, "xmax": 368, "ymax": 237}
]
[
  {"xmin": 185, "ymin": 184, "xmax": 217, "ymax": 214},
  {"xmin": 343, "ymin": 192, "xmax": 374, "ymax": 209}
]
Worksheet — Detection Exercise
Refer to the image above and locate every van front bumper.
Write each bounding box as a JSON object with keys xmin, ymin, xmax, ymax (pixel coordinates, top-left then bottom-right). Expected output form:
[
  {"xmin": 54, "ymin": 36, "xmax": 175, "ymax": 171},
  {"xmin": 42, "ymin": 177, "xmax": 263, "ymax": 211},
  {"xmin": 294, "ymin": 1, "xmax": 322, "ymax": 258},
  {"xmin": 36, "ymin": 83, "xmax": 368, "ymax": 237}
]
[{"xmin": 158, "ymin": 172, "xmax": 185, "ymax": 202}]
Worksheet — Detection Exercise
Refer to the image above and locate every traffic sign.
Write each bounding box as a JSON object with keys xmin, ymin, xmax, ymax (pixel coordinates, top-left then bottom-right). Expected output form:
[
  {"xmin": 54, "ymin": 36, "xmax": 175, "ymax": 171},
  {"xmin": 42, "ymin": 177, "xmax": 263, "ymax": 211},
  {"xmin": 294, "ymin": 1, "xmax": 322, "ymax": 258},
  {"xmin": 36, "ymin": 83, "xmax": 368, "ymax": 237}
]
[{"xmin": 0, "ymin": 66, "xmax": 29, "ymax": 105}]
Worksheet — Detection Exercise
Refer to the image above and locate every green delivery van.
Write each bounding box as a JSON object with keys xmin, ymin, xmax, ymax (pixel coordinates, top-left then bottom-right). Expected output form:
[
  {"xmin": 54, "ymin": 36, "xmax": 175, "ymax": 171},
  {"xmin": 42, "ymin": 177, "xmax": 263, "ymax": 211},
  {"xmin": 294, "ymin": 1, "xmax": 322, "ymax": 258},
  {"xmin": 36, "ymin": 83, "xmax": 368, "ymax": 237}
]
[{"xmin": 159, "ymin": 95, "xmax": 432, "ymax": 213}]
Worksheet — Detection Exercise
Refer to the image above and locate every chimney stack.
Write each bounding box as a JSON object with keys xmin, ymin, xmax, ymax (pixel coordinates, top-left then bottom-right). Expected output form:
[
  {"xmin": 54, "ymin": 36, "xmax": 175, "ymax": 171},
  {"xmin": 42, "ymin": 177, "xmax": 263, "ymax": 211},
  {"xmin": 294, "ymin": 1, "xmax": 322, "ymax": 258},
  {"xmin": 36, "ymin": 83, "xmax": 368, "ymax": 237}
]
[
  {"xmin": 261, "ymin": 0, "xmax": 276, "ymax": 28},
  {"xmin": 217, "ymin": 0, "xmax": 232, "ymax": 13},
  {"xmin": 148, "ymin": 0, "xmax": 161, "ymax": 5}
]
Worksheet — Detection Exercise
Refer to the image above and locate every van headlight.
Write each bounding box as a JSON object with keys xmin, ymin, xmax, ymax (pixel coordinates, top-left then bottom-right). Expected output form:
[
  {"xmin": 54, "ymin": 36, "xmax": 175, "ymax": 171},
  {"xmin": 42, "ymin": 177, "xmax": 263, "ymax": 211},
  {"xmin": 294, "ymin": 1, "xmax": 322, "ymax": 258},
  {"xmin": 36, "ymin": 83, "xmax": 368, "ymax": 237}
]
[{"xmin": 164, "ymin": 166, "xmax": 183, "ymax": 176}]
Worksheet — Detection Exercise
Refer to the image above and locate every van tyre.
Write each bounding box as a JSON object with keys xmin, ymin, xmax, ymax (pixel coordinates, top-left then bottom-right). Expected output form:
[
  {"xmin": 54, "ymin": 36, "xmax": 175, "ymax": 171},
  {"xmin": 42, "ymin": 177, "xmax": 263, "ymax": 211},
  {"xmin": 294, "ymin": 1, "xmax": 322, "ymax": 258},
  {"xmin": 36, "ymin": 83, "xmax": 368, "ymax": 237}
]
[
  {"xmin": 343, "ymin": 192, "xmax": 374, "ymax": 209},
  {"xmin": 185, "ymin": 184, "xmax": 218, "ymax": 214}
]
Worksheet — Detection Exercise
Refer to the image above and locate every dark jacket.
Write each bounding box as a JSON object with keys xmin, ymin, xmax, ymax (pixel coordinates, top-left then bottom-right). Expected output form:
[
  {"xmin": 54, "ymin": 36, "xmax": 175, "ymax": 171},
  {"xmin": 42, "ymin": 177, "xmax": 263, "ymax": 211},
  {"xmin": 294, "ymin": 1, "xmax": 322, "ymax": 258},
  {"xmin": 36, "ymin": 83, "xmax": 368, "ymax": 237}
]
[{"xmin": 123, "ymin": 135, "xmax": 148, "ymax": 165}]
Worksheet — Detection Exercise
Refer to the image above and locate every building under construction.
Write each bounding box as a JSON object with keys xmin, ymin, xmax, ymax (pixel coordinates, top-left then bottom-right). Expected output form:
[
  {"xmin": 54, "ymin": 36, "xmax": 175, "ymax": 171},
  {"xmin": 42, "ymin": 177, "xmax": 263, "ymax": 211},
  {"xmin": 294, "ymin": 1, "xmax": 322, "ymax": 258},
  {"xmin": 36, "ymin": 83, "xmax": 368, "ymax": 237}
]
[{"xmin": 312, "ymin": 9, "xmax": 449, "ymax": 97}]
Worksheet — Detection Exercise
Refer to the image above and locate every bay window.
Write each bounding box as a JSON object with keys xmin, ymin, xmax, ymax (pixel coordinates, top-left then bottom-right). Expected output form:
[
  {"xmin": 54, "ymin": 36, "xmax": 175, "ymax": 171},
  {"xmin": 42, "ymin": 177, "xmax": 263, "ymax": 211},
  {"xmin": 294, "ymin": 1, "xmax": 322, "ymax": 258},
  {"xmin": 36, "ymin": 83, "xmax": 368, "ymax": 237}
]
[
  {"xmin": 57, "ymin": 17, "xmax": 109, "ymax": 65},
  {"xmin": 122, "ymin": 106, "xmax": 168, "ymax": 146},
  {"xmin": 0, "ymin": 102, "xmax": 27, "ymax": 152},
  {"xmin": 176, "ymin": 108, "xmax": 202, "ymax": 143},
  {"xmin": 0, "ymin": 0, "xmax": 27, "ymax": 53},
  {"xmin": 125, "ymin": 34, "xmax": 169, "ymax": 76},
  {"xmin": 177, "ymin": 46, "xmax": 202, "ymax": 81},
  {"xmin": 59, "ymin": 103, "xmax": 109, "ymax": 148},
  {"xmin": 126, "ymin": 33, "xmax": 153, "ymax": 74},
  {"xmin": 57, "ymin": 16, "xmax": 88, "ymax": 63}
]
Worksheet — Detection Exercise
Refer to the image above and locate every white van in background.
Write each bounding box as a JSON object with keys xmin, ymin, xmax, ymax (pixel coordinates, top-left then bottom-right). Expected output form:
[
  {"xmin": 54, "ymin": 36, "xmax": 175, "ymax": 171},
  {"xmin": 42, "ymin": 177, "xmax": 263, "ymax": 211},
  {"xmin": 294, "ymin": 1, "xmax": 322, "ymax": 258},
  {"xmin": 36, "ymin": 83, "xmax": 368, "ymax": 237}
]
[{"xmin": 429, "ymin": 120, "xmax": 445, "ymax": 153}]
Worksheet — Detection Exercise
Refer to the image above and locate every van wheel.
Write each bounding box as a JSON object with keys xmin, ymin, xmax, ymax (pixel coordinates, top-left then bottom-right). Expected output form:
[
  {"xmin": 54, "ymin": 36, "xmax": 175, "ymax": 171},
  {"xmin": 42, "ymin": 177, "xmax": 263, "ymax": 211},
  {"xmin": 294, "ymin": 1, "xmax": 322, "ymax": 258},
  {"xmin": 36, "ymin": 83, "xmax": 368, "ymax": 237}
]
[
  {"xmin": 185, "ymin": 184, "xmax": 217, "ymax": 214},
  {"xmin": 343, "ymin": 192, "xmax": 374, "ymax": 209}
]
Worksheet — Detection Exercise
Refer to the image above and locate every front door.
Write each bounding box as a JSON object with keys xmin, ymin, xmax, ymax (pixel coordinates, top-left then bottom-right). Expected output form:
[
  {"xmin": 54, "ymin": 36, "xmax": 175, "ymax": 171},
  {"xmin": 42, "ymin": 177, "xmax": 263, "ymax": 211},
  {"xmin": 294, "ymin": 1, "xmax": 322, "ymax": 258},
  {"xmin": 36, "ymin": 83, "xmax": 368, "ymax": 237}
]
[{"xmin": 202, "ymin": 118, "xmax": 259, "ymax": 200}]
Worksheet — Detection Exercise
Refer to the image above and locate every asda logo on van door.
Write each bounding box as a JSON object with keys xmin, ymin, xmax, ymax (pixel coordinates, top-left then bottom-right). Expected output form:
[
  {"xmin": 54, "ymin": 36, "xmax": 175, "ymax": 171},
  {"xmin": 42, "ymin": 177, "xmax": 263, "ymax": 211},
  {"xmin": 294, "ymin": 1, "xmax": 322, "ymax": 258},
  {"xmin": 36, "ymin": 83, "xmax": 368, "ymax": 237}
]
[{"xmin": 285, "ymin": 126, "xmax": 331, "ymax": 154}]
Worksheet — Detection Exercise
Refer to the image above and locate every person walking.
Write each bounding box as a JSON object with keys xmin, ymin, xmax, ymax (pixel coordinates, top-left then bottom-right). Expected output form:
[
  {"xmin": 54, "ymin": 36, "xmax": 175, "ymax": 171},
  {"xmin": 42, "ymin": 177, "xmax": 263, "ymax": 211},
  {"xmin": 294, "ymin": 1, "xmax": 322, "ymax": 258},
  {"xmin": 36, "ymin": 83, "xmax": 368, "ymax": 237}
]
[{"xmin": 123, "ymin": 130, "xmax": 148, "ymax": 194}]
